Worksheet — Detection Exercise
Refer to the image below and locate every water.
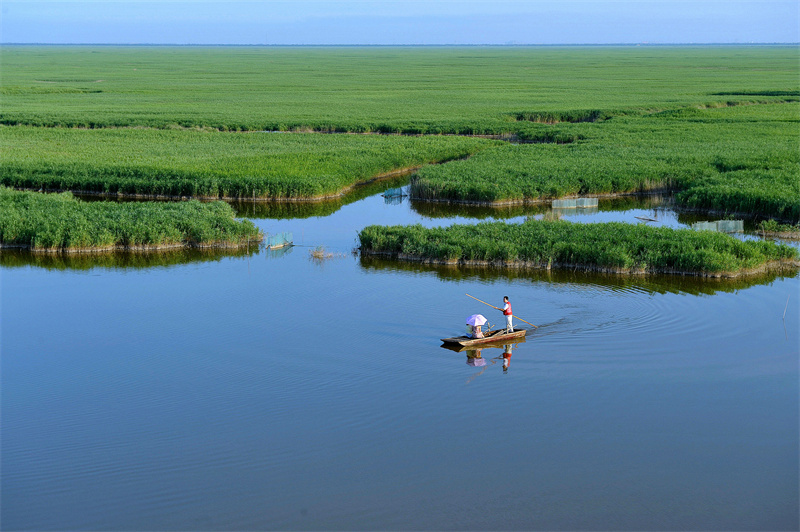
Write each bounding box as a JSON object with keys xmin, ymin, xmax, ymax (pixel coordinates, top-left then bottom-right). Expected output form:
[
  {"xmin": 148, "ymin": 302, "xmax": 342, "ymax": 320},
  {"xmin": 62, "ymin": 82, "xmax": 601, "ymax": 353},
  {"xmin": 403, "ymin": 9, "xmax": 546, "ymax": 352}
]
[{"xmin": 2, "ymin": 192, "xmax": 798, "ymax": 530}]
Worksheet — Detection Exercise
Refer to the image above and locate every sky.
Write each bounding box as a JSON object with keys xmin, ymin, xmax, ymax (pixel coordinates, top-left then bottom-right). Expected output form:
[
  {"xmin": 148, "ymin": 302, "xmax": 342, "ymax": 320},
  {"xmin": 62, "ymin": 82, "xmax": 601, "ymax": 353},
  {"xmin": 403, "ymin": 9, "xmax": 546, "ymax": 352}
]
[{"xmin": 1, "ymin": 0, "xmax": 798, "ymax": 45}]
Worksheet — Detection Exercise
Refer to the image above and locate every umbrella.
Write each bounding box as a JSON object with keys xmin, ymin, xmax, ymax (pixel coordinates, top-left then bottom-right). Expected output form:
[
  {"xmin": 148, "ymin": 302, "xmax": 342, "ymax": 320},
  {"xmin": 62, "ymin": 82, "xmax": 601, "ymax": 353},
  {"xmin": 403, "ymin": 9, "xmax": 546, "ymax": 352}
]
[{"xmin": 466, "ymin": 314, "xmax": 487, "ymax": 327}]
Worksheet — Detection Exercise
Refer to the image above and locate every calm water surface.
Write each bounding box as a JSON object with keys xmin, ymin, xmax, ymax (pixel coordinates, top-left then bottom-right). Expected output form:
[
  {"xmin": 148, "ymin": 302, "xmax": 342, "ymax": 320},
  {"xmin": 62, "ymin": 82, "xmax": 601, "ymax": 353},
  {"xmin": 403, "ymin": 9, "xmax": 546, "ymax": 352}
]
[{"xmin": 3, "ymin": 191, "xmax": 799, "ymax": 531}]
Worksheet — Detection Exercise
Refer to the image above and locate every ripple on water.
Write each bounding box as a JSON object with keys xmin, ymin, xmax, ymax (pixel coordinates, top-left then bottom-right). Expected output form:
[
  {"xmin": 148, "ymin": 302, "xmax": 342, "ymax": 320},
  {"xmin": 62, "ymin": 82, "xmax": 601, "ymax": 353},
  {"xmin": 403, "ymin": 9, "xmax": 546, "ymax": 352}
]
[{"xmin": 525, "ymin": 278, "xmax": 733, "ymax": 360}]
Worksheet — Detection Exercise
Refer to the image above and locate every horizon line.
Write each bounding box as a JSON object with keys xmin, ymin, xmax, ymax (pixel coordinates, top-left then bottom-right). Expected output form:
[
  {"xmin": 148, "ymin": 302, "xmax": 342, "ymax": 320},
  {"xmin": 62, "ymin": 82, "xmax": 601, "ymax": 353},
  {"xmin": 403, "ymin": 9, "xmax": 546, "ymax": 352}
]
[{"xmin": 2, "ymin": 42, "xmax": 798, "ymax": 47}]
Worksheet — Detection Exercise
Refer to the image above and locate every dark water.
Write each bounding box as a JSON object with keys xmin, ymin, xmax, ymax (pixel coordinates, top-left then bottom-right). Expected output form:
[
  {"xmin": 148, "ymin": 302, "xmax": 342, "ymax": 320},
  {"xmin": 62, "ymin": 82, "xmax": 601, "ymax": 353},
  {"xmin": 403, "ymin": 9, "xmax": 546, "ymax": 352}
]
[{"xmin": 2, "ymin": 192, "xmax": 798, "ymax": 531}]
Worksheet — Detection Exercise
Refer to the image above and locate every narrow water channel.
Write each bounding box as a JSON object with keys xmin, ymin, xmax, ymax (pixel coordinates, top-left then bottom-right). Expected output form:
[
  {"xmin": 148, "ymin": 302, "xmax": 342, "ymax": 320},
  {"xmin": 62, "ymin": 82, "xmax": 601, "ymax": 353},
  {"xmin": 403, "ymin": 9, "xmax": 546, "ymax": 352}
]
[{"xmin": 3, "ymin": 186, "xmax": 798, "ymax": 530}]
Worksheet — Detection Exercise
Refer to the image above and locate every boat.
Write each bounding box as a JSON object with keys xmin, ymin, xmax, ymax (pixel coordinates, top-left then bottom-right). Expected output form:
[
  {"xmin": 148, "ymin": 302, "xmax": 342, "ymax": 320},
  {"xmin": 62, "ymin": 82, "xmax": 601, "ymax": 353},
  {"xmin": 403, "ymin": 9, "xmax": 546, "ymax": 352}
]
[
  {"xmin": 440, "ymin": 328, "xmax": 527, "ymax": 347},
  {"xmin": 440, "ymin": 336, "xmax": 527, "ymax": 353}
]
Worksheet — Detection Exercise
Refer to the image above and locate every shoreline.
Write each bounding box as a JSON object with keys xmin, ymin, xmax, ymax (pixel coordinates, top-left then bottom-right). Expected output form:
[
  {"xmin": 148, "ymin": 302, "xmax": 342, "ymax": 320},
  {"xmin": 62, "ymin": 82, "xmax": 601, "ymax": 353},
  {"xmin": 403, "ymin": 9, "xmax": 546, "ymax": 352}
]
[
  {"xmin": 407, "ymin": 188, "xmax": 673, "ymax": 207},
  {"xmin": 0, "ymin": 237, "xmax": 263, "ymax": 254},
  {"xmin": 13, "ymin": 166, "xmax": 423, "ymax": 204},
  {"xmin": 359, "ymin": 250, "xmax": 800, "ymax": 279}
]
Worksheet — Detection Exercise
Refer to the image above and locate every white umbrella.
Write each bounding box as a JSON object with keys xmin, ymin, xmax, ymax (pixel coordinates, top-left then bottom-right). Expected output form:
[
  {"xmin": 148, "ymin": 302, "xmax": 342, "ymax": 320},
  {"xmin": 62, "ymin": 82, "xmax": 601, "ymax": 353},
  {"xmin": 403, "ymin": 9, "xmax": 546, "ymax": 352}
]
[{"xmin": 466, "ymin": 314, "xmax": 487, "ymax": 327}]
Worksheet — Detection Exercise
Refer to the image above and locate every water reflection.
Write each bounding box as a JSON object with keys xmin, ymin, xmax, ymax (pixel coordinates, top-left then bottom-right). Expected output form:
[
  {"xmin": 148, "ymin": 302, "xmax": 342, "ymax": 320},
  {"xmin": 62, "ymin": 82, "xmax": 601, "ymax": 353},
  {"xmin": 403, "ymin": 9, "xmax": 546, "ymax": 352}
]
[
  {"xmin": 453, "ymin": 342, "xmax": 525, "ymax": 383},
  {"xmin": 264, "ymin": 245, "xmax": 294, "ymax": 260},
  {"xmin": 691, "ymin": 219, "xmax": 744, "ymax": 233},
  {"xmin": 466, "ymin": 348, "xmax": 487, "ymax": 366},
  {"xmin": 230, "ymin": 175, "xmax": 411, "ymax": 219},
  {"xmin": 411, "ymin": 201, "xmax": 549, "ymax": 220},
  {"xmin": 360, "ymin": 255, "xmax": 800, "ymax": 296},
  {"xmin": 382, "ymin": 187, "xmax": 408, "ymax": 205},
  {"xmin": 441, "ymin": 337, "xmax": 527, "ymax": 353},
  {"xmin": 0, "ymin": 247, "xmax": 261, "ymax": 271},
  {"xmin": 502, "ymin": 343, "xmax": 513, "ymax": 371},
  {"xmin": 410, "ymin": 194, "xmax": 671, "ymax": 220}
]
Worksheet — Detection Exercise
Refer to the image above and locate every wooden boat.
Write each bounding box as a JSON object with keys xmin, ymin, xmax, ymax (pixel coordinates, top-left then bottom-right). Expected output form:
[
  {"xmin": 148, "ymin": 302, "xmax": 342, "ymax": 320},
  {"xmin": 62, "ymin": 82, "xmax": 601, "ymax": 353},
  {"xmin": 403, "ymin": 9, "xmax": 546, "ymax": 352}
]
[
  {"xmin": 440, "ymin": 328, "xmax": 527, "ymax": 347},
  {"xmin": 440, "ymin": 336, "xmax": 527, "ymax": 353}
]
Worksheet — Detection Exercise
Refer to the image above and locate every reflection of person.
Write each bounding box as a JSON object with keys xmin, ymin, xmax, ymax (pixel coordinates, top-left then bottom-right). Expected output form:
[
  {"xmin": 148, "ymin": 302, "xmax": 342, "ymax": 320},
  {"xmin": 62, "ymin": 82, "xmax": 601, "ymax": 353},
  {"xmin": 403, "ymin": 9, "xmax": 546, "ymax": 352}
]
[
  {"xmin": 466, "ymin": 348, "xmax": 486, "ymax": 366},
  {"xmin": 502, "ymin": 344, "xmax": 513, "ymax": 371},
  {"xmin": 501, "ymin": 296, "xmax": 513, "ymax": 332}
]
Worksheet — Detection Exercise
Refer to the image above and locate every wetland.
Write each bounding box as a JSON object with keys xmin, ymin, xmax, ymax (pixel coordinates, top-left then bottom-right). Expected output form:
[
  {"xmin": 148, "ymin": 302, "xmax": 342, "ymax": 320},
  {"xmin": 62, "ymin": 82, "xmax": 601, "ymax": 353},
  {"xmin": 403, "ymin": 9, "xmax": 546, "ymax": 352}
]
[
  {"xmin": 2, "ymin": 45, "xmax": 799, "ymax": 530},
  {"xmin": 3, "ymin": 189, "xmax": 799, "ymax": 530}
]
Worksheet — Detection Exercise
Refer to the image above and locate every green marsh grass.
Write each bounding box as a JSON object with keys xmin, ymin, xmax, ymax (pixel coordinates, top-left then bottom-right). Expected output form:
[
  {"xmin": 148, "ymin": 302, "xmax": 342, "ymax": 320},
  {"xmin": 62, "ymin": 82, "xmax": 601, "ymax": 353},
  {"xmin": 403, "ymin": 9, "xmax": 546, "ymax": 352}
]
[
  {"xmin": 1, "ymin": 45, "xmax": 798, "ymax": 223},
  {"xmin": 2, "ymin": 46, "xmax": 797, "ymax": 133},
  {"xmin": 358, "ymin": 220, "xmax": 799, "ymax": 276},
  {"xmin": 0, "ymin": 127, "xmax": 491, "ymax": 199},
  {"xmin": 412, "ymin": 103, "xmax": 800, "ymax": 221},
  {"xmin": 0, "ymin": 187, "xmax": 261, "ymax": 251}
]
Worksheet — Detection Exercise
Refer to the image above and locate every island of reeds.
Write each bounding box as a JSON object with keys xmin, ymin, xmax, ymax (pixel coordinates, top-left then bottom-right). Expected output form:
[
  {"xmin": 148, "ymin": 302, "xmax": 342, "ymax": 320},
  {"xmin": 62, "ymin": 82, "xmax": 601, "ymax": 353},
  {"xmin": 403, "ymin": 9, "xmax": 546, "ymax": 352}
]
[
  {"xmin": 0, "ymin": 188, "xmax": 261, "ymax": 252},
  {"xmin": 358, "ymin": 220, "xmax": 800, "ymax": 277}
]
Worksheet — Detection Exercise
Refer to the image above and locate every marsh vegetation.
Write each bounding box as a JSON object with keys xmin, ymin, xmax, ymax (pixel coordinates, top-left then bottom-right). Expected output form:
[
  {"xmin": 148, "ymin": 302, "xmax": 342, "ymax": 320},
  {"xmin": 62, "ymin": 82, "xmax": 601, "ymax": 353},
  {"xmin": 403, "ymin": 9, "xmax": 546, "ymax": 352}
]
[
  {"xmin": 0, "ymin": 45, "xmax": 797, "ymax": 264},
  {"xmin": 0, "ymin": 187, "xmax": 260, "ymax": 252},
  {"xmin": 358, "ymin": 220, "xmax": 799, "ymax": 277}
]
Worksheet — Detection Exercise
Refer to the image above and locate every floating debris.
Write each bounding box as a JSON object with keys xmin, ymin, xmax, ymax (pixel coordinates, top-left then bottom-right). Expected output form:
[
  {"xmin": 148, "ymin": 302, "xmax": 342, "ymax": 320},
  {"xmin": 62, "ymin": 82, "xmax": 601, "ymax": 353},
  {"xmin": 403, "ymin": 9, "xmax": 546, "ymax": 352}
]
[{"xmin": 309, "ymin": 246, "xmax": 345, "ymax": 260}]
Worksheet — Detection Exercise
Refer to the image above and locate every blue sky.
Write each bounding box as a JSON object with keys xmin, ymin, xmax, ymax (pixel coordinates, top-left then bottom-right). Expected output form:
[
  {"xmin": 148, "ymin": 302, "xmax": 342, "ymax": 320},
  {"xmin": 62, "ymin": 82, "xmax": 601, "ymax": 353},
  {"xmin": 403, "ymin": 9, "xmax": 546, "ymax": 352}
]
[{"xmin": 2, "ymin": 1, "xmax": 798, "ymax": 45}]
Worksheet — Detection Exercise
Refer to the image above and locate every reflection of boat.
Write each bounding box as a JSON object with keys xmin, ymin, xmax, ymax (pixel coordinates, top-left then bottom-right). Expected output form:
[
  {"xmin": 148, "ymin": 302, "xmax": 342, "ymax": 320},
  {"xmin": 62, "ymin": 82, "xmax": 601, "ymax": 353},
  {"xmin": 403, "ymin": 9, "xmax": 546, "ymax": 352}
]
[
  {"xmin": 441, "ymin": 337, "xmax": 526, "ymax": 353},
  {"xmin": 441, "ymin": 328, "xmax": 527, "ymax": 347}
]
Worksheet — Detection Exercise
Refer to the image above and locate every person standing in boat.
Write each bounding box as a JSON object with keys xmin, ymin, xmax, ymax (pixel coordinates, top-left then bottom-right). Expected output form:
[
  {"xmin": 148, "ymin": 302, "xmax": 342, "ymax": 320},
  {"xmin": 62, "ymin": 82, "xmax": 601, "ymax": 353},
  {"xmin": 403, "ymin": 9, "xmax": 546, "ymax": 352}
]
[{"xmin": 501, "ymin": 296, "xmax": 513, "ymax": 333}]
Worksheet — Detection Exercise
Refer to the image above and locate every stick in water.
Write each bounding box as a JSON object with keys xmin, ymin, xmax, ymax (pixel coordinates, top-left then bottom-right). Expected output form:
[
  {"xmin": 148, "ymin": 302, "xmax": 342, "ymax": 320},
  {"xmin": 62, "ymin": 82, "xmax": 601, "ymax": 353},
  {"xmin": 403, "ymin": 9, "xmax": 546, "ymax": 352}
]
[{"xmin": 784, "ymin": 294, "xmax": 790, "ymax": 321}]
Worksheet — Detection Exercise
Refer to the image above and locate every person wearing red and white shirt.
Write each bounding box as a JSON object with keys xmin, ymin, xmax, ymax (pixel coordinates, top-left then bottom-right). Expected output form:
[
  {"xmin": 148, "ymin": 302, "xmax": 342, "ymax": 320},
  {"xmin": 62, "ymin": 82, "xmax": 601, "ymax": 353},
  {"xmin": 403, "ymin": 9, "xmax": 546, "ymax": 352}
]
[{"xmin": 501, "ymin": 296, "xmax": 513, "ymax": 332}]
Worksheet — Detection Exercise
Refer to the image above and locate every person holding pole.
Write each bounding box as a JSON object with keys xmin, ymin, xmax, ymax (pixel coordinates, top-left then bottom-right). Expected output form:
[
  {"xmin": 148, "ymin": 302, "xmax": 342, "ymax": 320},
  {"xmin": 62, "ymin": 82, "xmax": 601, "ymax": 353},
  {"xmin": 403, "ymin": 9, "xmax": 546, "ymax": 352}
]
[
  {"xmin": 465, "ymin": 293, "xmax": 537, "ymax": 329},
  {"xmin": 501, "ymin": 296, "xmax": 513, "ymax": 332}
]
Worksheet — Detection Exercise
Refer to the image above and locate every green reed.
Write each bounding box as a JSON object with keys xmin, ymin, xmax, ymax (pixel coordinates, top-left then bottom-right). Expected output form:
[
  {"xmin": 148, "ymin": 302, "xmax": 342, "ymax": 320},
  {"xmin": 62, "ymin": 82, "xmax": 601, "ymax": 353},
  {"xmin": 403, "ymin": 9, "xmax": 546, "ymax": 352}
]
[
  {"xmin": 358, "ymin": 220, "xmax": 799, "ymax": 275},
  {"xmin": 412, "ymin": 103, "xmax": 800, "ymax": 221},
  {"xmin": 0, "ymin": 187, "xmax": 261, "ymax": 251},
  {"xmin": 0, "ymin": 127, "xmax": 491, "ymax": 199}
]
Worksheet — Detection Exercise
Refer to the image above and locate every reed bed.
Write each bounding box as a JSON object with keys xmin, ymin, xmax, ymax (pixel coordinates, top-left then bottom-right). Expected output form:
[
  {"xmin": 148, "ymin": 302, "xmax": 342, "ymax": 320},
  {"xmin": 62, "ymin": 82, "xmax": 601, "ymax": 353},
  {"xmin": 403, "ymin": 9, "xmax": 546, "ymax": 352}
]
[
  {"xmin": 358, "ymin": 220, "xmax": 799, "ymax": 276},
  {"xmin": 411, "ymin": 103, "xmax": 800, "ymax": 221},
  {"xmin": 0, "ymin": 187, "xmax": 261, "ymax": 251},
  {"xmin": 0, "ymin": 127, "xmax": 490, "ymax": 199}
]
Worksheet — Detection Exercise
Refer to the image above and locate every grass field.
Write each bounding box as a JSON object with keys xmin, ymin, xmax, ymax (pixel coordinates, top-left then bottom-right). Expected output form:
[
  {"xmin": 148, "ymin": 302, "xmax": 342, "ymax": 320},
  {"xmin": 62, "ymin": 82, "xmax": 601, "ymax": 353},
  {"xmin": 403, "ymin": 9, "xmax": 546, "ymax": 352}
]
[
  {"xmin": 2, "ymin": 46, "xmax": 797, "ymax": 133},
  {"xmin": 358, "ymin": 220, "xmax": 800, "ymax": 276}
]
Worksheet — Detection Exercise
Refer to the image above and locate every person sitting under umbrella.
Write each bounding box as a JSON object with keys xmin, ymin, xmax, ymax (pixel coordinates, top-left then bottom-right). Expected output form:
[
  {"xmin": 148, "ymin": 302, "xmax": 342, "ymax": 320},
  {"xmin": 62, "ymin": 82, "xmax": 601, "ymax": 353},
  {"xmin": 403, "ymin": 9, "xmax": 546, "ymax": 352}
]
[{"xmin": 466, "ymin": 314, "xmax": 487, "ymax": 338}]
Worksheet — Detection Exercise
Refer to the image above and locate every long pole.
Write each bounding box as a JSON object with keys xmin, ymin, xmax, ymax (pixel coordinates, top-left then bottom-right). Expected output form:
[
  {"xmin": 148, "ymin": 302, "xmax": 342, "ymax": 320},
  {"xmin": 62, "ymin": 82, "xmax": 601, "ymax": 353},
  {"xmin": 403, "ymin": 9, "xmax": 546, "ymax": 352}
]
[{"xmin": 466, "ymin": 293, "xmax": 538, "ymax": 329}]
